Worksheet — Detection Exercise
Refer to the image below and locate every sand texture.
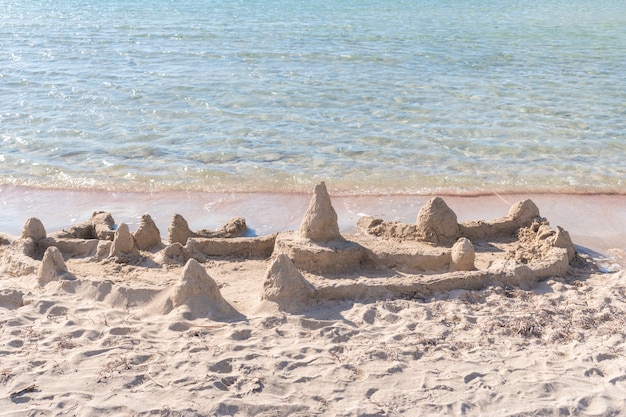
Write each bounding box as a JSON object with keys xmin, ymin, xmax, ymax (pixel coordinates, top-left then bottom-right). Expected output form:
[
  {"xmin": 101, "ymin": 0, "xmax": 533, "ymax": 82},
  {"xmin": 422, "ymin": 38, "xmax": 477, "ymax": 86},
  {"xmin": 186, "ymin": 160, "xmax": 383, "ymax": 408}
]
[{"xmin": 1, "ymin": 185, "xmax": 625, "ymax": 416}]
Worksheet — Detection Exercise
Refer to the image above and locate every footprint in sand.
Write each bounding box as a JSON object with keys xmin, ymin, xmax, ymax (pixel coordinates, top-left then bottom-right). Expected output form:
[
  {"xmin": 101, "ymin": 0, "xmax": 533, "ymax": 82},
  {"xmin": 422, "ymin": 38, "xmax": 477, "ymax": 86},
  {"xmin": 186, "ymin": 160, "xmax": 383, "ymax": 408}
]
[
  {"xmin": 209, "ymin": 358, "xmax": 233, "ymax": 374},
  {"xmin": 464, "ymin": 372, "xmax": 494, "ymax": 390},
  {"xmin": 214, "ymin": 376, "xmax": 237, "ymax": 391},
  {"xmin": 584, "ymin": 367, "xmax": 605, "ymax": 378},
  {"xmin": 463, "ymin": 372, "xmax": 485, "ymax": 383}
]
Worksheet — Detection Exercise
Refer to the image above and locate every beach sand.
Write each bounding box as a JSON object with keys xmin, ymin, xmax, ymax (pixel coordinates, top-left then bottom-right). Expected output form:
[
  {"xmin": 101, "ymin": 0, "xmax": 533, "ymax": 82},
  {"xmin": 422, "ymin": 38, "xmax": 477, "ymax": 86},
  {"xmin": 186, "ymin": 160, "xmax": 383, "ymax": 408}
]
[
  {"xmin": 2, "ymin": 186, "xmax": 625, "ymax": 255},
  {"xmin": 1, "ymin": 185, "xmax": 625, "ymax": 416}
]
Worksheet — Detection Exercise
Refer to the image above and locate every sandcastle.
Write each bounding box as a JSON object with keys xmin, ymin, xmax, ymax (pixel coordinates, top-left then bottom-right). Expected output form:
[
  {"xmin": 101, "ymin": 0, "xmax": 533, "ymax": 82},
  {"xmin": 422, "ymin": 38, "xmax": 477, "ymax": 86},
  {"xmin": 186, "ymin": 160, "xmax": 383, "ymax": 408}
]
[
  {"xmin": 355, "ymin": 196, "xmax": 575, "ymax": 277},
  {"xmin": 273, "ymin": 181, "xmax": 373, "ymax": 274},
  {"xmin": 0, "ymin": 182, "xmax": 581, "ymax": 316}
]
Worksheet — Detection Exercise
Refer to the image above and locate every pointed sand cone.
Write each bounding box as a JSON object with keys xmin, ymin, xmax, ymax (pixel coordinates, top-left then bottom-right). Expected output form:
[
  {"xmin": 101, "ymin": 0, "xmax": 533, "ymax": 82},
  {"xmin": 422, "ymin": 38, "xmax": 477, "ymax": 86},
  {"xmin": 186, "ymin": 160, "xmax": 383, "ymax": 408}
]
[
  {"xmin": 170, "ymin": 259, "xmax": 242, "ymax": 320},
  {"xmin": 168, "ymin": 214, "xmax": 194, "ymax": 245},
  {"xmin": 109, "ymin": 223, "xmax": 140, "ymax": 259},
  {"xmin": 416, "ymin": 197, "xmax": 459, "ymax": 245},
  {"xmin": 133, "ymin": 214, "xmax": 162, "ymax": 250},
  {"xmin": 263, "ymin": 254, "xmax": 315, "ymax": 312},
  {"xmin": 299, "ymin": 181, "xmax": 341, "ymax": 242},
  {"xmin": 39, "ymin": 246, "xmax": 74, "ymax": 286}
]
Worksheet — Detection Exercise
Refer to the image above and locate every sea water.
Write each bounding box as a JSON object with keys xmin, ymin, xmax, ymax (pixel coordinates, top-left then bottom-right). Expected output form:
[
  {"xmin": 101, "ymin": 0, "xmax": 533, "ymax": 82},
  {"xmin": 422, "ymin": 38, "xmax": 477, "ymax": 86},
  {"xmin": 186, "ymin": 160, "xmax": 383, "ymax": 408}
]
[{"xmin": 1, "ymin": 0, "xmax": 625, "ymax": 195}]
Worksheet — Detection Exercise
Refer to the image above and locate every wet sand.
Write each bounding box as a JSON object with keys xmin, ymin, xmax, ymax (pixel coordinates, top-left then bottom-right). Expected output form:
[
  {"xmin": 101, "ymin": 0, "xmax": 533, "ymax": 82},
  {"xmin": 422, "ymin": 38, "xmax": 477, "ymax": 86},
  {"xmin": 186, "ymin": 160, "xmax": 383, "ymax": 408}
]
[{"xmin": 1, "ymin": 186, "xmax": 625, "ymax": 263}]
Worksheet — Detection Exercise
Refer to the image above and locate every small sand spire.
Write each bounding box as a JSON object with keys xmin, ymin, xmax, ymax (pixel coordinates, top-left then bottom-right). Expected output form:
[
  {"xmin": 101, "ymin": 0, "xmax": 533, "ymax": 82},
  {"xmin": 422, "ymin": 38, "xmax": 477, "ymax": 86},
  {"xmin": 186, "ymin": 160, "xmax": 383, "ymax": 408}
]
[
  {"xmin": 168, "ymin": 214, "xmax": 194, "ymax": 245},
  {"xmin": 263, "ymin": 254, "xmax": 315, "ymax": 312},
  {"xmin": 416, "ymin": 197, "xmax": 459, "ymax": 245},
  {"xmin": 21, "ymin": 217, "xmax": 46, "ymax": 241},
  {"xmin": 450, "ymin": 237, "xmax": 475, "ymax": 272},
  {"xmin": 134, "ymin": 214, "xmax": 162, "ymax": 250},
  {"xmin": 109, "ymin": 223, "xmax": 140, "ymax": 259},
  {"xmin": 299, "ymin": 181, "xmax": 341, "ymax": 241},
  {"xmin": 170, "ymin": 259, "xmax": 242, "ymax": 320},
  {"xmin": 39, "ymin": 246, "xmax": 73, "ymax": 286}
]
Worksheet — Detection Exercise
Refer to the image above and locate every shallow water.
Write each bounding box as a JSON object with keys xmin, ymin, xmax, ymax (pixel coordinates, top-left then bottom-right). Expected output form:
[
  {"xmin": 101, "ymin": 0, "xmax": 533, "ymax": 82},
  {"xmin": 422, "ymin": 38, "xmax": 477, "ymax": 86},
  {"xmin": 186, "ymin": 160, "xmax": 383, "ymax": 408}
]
[{"xmin": 1, "ymin": 0, "xmax": 625, "ymax": 194}]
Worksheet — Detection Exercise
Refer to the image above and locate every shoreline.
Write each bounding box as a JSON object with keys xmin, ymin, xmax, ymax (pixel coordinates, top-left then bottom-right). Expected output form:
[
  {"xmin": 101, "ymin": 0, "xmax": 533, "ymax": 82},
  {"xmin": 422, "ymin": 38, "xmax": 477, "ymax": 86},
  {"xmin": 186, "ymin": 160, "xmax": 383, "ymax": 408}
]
[
  {"xmin": 3, "ymin": 182, "xmax": 626, "ymax": 198},
  {"xmin": 1, "ymin": 185, "xmax": 625, "ymax": 265}
]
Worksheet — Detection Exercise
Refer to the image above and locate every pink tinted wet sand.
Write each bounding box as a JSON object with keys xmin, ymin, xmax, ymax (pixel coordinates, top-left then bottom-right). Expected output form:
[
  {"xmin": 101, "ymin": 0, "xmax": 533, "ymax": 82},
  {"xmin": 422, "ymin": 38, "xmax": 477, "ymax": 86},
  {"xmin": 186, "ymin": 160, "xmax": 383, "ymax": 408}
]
[{"xmin": 1, "ymin": 186, "xmax": 624, "ymax": 263}]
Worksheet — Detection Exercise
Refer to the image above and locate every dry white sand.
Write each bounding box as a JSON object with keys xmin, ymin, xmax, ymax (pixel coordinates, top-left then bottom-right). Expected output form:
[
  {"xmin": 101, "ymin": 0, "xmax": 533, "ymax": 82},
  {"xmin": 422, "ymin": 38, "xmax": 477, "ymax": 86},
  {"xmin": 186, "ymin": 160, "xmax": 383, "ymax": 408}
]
[{"xmin": 1, "ymin": 187, "xmax": 625, "ymax": 416}]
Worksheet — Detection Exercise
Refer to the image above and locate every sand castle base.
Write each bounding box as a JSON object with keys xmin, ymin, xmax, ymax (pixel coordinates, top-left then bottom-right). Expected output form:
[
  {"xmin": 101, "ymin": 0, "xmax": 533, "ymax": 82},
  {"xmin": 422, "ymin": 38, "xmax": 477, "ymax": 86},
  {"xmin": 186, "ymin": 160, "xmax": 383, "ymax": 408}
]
[
  {"xmin": 273, "ymin": 232, "xmax": 373, "ymax": 275},
  {"xmin": 0, "ymin": 182, "xmax": 581, "ymax": 315}
]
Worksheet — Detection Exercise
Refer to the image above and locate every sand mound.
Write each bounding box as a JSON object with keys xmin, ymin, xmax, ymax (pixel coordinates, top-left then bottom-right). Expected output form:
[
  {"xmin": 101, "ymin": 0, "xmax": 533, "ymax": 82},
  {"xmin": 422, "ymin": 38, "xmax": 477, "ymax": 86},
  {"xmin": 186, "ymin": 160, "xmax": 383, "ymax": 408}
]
[
  {"xmin": 21, "ymin": 217, "xmax": 47, "ymax": 241},
  {"xmin": 133, "ymin": 214, "xmax": 162, "ymax": 250},
  {"xmin": 299, "ymin": 181, "xmax": 341, "ymax": 242},
  {"xmin": 1, "ymin": 218, "xmax": 46, "ymax": 276},
  {"xmin": 416, "ymin": 196, "xmax": 460, "ymax": 244},
  {"xmin": 38, "ymin": 246, "xmax": 74, "ymax": 286},
  {"xmin": 450, "ymin": 237, "xmax": 475, "ymax": 272},
  {"xmin": 197, "ymin": 217, "xmax": 248, "ymax": 239},
  {"xmin": 0, "ymin": 288, "xmax": 24, "ymax": 309},
  {"xmin": 262, "ymin": 253, "xmax": 316, "ymax": 313},
  {"xmin": 53, "ymin": 211, "xmax": 115, "ymax": 240},
  {"xmin": 167, "ymin": 258, "xmax": 243, "ymax": 321}
]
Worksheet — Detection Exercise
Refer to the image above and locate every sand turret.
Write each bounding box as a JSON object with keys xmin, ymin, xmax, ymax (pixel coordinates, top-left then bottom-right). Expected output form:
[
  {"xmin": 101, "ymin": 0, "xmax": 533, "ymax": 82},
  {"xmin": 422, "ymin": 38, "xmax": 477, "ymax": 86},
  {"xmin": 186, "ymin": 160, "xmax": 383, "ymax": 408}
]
[
  {"xmin": 109, "ymin": 223, "xmax": 140, "ymax": 260},
  {"xmin": 450, "ymin": 237, "xmax": 475, "ymax": 272},
  {"xmin": 21, "ymin": 217, "xmax": 46, "ymax": 241},
  {"xmin": 168, "ymin": 214, "xmax": 194, "ymax": 245},
  {"xmin": 416, "ymin": 197, "xmax": 459, "ymax": 244},
  {"xmin": 263, "ymin": 254, "xmax": 315, "ymax": 312},
  {"xmin": 508, "ymin": 199, "xmax": 541, "ymax": 227},
  {"xmin": 170, "ymin": 259, "xmax": 241, "ymax": 320},
  {"xmin": 274, "ymin": 182, "xmax": 371, "ymax": 273},
  {"xmin": 39, "ymin": 246, "xmax": 73, "ymax": 286},
  {"xmin": 299, "ymin": 181, "xmax": 341, "ymax": 242},
  {"xmin": 0, "ymin": 217, "xmax": 45, "ymax": 276},
  {"xmin": 134, "ymin": 214, "xmax": 162, "ymax": 250}
]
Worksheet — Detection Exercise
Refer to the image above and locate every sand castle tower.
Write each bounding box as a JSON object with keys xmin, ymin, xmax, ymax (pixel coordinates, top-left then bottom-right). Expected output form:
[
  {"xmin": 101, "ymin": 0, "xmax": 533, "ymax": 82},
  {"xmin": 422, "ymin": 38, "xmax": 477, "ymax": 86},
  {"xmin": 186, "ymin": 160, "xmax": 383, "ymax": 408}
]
[
  {"xmin": 108, "ymin": 223, "xmax": 140, "ymax": 261},
  {"xmin": 262, "ymin": 253, "xmax": 315, "ymax": 312},
  {"xmin": 449, "ymin": 237, "xmax": 475, "ymax": 272},
  {"xmin": 39, "ymin": 246, "xmax": 74, "ymax": 286},
  {"xmin": 1, "ymin": 217, "xmax": 48, "ymax": 276},
  {"xmin": 416, "ymin": 197, "xmax": 460, "ymax": 245},
  {"xmin": 21, "ymin": 217, "xmax": 47, "ymax": 241},
  {"xmin": 299, "ymin": 181, "xmax": 341, "ymax": 241},
  {"xmin": 168, "ymin": 214, "xmax": 194, "ymax": 245},
  {"xmin": 169, "ymin": 259, "xmax": 242, "ymax": 320},
  {"xmin": 508, "ymin": 199, "xmax": 541, "ymax": 227},
  {"xmin": 274, "ymin": 181, "xmax": 371, "ymax": 274},
  {"xmin": 133, "ymin": 214, "xmax": 162, "ymax": 250}
]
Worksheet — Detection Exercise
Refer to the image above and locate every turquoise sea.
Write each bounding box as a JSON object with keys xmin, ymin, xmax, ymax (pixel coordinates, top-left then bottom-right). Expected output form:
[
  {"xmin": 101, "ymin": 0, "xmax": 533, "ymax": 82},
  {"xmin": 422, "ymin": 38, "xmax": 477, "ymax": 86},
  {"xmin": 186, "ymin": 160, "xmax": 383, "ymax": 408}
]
[{"xmin": 1, "ymin": 0, "xmax": 625, "ymax": 195}]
